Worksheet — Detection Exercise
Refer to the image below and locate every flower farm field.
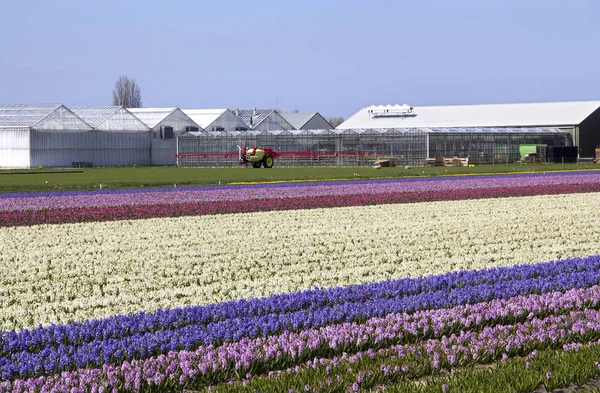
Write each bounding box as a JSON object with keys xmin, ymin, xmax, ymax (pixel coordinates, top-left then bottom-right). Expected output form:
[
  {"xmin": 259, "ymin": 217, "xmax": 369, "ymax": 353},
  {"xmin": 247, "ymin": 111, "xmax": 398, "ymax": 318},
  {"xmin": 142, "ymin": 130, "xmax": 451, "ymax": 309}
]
[
  {"xmin": 2, "ymin": 192, "xmax": 600, "ymax": 332},
  {"xmin": 2, "ymin": 172, "xmax": 600, "ymax": 392},
  {"xmin": 0, "ymin": 163, "xmax": 598, "ymax": 193}
]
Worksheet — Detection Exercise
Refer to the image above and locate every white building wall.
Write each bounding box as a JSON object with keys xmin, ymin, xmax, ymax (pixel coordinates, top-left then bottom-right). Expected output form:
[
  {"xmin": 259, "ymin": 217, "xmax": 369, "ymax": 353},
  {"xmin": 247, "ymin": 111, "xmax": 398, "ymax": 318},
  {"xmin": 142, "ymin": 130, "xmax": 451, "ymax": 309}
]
[
  {"xmin": 30, "ymin": 131, "xmax": 151, "ymax": 167},
  {"xmin": 150, "ymin": 110, "xmax": 200, "ymax": 165},
  {"xmin": 253, "ymin": 112, "xmax": 295, "ymax": 131},
  {"xmin": 92, "ymin": 131, "xmax": 150, "ymax": 166},
  {"xmin": 28, "ymin": 105, "xmax": 101, "ymax": 168},
  {"xmin": 30, "ymin": 131, "xmax": 93, "ymax": 168},
  {"xmin": 0, "ymin": 127, "xmax": 30, "ymax": 168},
  {"xmin": 91, "ymin": 108, "xmax": 151, "ymax": 166}
]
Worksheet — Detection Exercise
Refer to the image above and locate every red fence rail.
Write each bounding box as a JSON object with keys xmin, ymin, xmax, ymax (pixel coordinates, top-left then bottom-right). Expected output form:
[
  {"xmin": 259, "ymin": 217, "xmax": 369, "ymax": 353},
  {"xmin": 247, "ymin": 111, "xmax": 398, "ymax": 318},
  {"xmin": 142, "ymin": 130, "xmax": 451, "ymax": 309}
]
[{"xmin": 172, "ymin": 151, "xmax": 380, "ymax": 159}]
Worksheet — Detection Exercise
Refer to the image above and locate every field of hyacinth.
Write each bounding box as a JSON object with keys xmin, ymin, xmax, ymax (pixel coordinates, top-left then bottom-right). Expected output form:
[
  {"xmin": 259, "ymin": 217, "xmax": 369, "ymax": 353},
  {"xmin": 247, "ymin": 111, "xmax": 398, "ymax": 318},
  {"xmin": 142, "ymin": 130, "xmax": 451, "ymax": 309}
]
[{"xmin": 1, "ymin": 171, "xmax": 600, "ymax": 392}]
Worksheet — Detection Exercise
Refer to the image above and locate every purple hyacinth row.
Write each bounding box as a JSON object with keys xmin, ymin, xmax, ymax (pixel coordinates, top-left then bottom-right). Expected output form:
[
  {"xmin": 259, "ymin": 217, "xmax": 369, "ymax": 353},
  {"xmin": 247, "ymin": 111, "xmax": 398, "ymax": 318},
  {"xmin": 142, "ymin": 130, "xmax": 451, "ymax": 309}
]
[
  {"xmin": 2, "ymin": 256, "xmax": 600, "ymax": 381},
  {"xmin": 232, "ymin": 329, "xmax": 600, "ymax": 393},
  {"xmin": 2, "ymin": 172, "xmax": 600, "ymax": 212},
  {"xmin": 2, "ymin": 255, "xmax": 599, "ymax": 357},
  {"xmin": 275, "ymin": 309, "xmax": 600, "ymax": 377},
  {"xmin": 2, "ymin": 171, "xmax": 593, "ymax": 200},
  {"xmin": 4, "ymin": 286, "xmax": 600, "ymax": 392}
]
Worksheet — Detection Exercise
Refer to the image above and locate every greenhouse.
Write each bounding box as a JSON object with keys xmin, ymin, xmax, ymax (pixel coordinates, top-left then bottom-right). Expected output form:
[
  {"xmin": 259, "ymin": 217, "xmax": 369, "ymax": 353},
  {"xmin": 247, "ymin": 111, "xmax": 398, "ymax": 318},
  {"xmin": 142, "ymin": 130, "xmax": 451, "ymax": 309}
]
[
  {"xmin": 0, "ymin": 104, "xmax": 152, "ymax": 168},
  {"xmin": 0, "ymin": 104, "xmax": 94, "ymax": 168},
  {"xmin": 176, "ymin": 127, "xmax": 572, "ymax": 167},
  {"xmin": 1, "ymin": 100, "xmax": 593, "ymax": 168}
]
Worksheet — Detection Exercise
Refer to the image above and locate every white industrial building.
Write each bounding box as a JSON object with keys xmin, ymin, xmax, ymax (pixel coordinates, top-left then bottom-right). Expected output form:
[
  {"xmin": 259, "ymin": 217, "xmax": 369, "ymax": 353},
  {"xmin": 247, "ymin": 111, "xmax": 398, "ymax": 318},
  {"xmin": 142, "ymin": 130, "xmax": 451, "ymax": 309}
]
[
  {"xmin": 234, "ymin": 109, "xmax": 295, "ymax": 131},
  {"xmin": 128, "ymin": 108, "xmax": 201, "ymax": 165},
  {"xmin": 338, "ymin": 101, "xmax": 600, "ymax": 157},
  {"xmin": 182, "ymin": 109, "xmax": 248, "ymax": 131},
  {"xmin": 280, "ymin": 112, "xmax": 332, "ymax": 130}
]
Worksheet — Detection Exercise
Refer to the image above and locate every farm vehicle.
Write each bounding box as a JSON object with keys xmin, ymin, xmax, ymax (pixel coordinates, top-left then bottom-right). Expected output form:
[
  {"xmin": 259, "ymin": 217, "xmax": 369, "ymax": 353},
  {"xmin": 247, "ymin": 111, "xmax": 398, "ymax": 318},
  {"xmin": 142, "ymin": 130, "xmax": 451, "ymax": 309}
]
[{"xmin": 238, "ymin": 143, "xmax": 279, "ymax": 168}]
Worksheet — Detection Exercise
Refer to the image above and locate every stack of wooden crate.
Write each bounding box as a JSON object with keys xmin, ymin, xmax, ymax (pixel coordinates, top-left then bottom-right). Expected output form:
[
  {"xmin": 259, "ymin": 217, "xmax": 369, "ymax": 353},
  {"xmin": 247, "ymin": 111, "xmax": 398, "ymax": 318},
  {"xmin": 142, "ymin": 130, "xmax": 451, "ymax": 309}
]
[
  {"xmin": 536, "ymin": 146, "xmax": 548, "ymax": 163},
  {"xmin": 424, "ymin": 158, "xmax": 436, "ymax": 167},
  {"xmin": 442, "ymin": 157, "xmax": 469, "ymax": 167}
]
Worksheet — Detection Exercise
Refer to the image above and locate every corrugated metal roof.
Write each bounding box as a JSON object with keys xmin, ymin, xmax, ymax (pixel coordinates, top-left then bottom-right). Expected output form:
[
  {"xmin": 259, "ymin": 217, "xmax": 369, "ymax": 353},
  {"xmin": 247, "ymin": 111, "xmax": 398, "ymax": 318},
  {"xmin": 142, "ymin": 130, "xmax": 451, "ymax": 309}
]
[
  {"xmin": 279, "ymin": 112, "xmax": 317, "ymax": 129},
  {"xmin": 182, "ymin": 109, "xmax": 227, "ymax": 128},
  {"xmin": 128, "ymin": 108, "xmax": 177, "ymax": 128},
  {"xmin": 0, "ymin": 104, "xmax": 62, "ymax": 127},
  {"xmin": 338, "ymin": 101, "xmax": 600, "ymax": 129},
  {"xmin": 235, "ymin": 109, "xmax": 273, "ymax": 128},
  {"xmin": 69, "ymin": 106, "xmax": 122, "ymax": 127}
]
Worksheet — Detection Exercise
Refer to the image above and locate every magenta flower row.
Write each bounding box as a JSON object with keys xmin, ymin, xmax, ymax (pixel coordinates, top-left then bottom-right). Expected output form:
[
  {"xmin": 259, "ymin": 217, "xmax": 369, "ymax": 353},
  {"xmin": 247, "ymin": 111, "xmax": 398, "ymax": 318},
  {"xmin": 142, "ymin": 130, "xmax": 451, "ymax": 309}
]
[
  {"xmin": 2, "ymin": 182, "xmax": 600, "ymax": 228},
  {"xmin": 2, "ymin": 173, "xmax": 600, "ymax": 213}
]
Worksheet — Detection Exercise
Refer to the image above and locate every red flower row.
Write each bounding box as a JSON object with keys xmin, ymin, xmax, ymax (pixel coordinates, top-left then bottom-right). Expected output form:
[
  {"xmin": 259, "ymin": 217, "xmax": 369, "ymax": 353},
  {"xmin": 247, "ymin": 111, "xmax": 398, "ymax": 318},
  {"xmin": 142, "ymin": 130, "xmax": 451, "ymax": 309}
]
[{"xmin": 2, "ymin": 182, "xmax": 599, "ymax": 227}]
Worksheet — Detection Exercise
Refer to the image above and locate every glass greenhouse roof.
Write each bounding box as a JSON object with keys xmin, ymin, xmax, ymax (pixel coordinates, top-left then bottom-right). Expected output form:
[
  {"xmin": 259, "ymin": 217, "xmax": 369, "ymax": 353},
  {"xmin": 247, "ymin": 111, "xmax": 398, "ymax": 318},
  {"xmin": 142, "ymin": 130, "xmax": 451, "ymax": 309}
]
[
  {"xmin": 69, "ymin": 106, "xmax": 122, "ymax": 127},
  {"xmin": 235, "ymin": 109, "xmax": 273, "ymax": 128},
  {"xmin": 0, "ymin": 104, "xmax": 62, "ymax": 127},
  {"xmin": 128, "ymin": 108, "xmax": 177, "ymax": 128},
  {"xmin": 180, "ymin": 127, "xmax": 567, "ymax": 137}
]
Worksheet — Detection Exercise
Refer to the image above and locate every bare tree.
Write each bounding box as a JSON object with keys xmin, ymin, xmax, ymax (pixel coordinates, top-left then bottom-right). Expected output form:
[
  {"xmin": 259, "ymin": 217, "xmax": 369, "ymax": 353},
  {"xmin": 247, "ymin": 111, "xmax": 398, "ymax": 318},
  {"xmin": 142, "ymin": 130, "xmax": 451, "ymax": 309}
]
[
  {"xmin": 112, "ymin": 75, "xmax": 142, "ymax": 108},
  {"xmin": 327, "ymin": 116, "xmax": 344, "ymax": 128}
]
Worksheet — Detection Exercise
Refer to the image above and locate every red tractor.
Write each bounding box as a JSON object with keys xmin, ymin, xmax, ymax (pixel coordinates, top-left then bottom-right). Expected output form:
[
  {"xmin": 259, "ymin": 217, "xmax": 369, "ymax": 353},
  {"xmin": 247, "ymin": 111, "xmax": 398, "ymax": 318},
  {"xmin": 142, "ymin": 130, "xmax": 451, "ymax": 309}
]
[{"xmin": 238, "ymin": 143, "xmax": 279, "ymax": 168}]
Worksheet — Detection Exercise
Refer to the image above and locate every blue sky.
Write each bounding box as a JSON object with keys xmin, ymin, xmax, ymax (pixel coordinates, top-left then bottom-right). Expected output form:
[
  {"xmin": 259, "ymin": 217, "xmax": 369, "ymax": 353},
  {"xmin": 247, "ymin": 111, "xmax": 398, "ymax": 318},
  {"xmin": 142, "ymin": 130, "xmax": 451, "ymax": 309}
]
[{"xmin": 1, "ymin": 0, "xmax": 598, "ymax": 119}]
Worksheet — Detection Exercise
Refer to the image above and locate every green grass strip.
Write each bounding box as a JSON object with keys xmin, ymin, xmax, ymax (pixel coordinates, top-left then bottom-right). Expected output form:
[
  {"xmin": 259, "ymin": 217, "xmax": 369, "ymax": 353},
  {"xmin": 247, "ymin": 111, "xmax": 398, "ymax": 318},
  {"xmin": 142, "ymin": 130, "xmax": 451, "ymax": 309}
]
[
  {"xmin": 201, "ymin": 341, "xmax": 600, "ymax": 393},
  {"xmin": 387, "ymin": 343, "xmax": 600, "ymax": 393},
  {"xmin": 1, "ymin": 164, "xmax": 599, "ymax": 193}
]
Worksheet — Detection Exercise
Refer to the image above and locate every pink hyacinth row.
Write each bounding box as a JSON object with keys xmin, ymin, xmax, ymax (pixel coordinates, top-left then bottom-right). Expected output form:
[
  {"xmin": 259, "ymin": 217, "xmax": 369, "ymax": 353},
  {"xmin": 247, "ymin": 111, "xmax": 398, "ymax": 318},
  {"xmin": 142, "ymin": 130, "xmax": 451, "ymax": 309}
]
[{"xmin": 3, "ymin": 285, "xmax": 600, "ymax": 392}]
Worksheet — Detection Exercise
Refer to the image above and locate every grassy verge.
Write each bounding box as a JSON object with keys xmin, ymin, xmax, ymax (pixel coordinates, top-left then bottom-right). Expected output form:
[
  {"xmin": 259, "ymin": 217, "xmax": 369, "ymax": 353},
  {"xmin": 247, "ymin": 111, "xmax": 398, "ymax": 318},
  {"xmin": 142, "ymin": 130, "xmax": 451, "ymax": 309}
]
[
  {"xmin": 389, "ymin": 344, "xmax": 600, "ymax": 393},
  {"xmin": 205, "ymin": 342, "xmax": 600, "ymax": 393},
  {"xmin": 0, "ymin": 163, "xmax": 598, "ymax": 194}
]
